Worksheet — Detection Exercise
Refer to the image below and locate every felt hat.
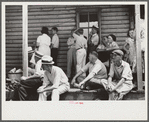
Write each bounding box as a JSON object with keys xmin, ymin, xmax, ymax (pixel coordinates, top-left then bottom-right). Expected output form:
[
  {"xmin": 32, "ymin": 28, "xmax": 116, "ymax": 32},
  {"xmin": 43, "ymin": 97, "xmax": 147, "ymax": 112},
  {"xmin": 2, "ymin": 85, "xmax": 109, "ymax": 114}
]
[
  {"xmin": 28, "ymin": 47, "xmax": 34, "ymax": 54},
  {"xmin": 112, "ymin": 49, "xmax": 124, "ymax": 56},
  {"xmin": 42, "ymin": 55, "xmax": 54, "ymax": 65},
  {"xmin": 92, "ymin": 25, "xmax": 99, "ymax": 30},
  {"xmin": 34, "ymin": 51, "xmax": 44, "ymax": 58}
]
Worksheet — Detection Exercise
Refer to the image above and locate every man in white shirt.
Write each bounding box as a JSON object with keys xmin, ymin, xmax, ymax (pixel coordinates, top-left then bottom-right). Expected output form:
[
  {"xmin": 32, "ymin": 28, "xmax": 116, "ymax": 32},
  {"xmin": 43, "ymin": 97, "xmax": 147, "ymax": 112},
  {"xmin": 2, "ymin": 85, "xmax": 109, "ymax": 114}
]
[
  {"xmin": 71, "ymin": 51, "xmax": 107, "ymax": 90},
  {"xmin": 12, "ymin": 51, "xmax": 44, "ymax": 100},
  {"xmin": 73, "ymin": 28, "xmax": 87, "ymax": 76},
  {"xmin": 37, "ymin": 55, "xmax": 70, "ymax": 101},
  {"xmin": 51, "ymin": 27, "xmax": 59, "ymax": 66}
]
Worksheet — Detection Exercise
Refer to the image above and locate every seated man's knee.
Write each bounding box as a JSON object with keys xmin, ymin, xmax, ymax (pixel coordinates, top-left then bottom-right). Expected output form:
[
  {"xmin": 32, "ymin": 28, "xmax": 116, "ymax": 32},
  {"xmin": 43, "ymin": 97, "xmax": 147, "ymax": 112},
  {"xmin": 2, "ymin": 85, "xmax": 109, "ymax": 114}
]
[
  {"xmin": 77, "ymin": 76, "xmax": 85, "ymax": 83},
  {"xmin": 52, "ymin": 89, "xmax": 59, "ymax": 95}
]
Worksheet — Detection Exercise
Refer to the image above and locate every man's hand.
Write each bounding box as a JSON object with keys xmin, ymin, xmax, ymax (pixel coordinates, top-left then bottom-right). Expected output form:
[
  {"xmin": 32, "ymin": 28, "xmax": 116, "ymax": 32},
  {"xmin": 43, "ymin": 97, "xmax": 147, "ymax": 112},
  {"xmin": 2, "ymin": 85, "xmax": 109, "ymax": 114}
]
[
  {"xmin": 79, "ymin": 82, "xmax": 84, "ymax": 88},
  {"xmin": 37, "ymin": 86, "xmax": 46, "ymax": 93},
  {"xmin": 71, "ymin": 78, "xmax": 76, "ymax": 85},
  {"xmin": 21, "ymin": 76, "xmax": 27, "ymax": 80},
  {"xmin": 108, "ymin": 87, "xmax": 116, "ymax": 92}
]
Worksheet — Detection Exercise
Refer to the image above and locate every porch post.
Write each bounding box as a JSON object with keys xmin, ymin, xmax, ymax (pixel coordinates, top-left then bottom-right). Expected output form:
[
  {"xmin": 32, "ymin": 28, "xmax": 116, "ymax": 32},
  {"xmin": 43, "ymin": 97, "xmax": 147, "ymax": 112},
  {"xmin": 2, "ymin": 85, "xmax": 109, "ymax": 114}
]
[
  {"xmin": 22, "ymin": 4, "xmax": 28, "ymax": 76},
  {"xmin": 135, "ymin": 4, "xmax": 143, "ymax": 90}
]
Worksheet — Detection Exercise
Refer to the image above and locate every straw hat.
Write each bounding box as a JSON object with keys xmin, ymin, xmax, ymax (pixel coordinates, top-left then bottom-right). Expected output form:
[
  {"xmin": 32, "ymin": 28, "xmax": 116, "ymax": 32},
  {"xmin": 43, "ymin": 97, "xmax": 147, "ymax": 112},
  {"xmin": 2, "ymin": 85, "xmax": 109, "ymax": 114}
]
[
  {"xmin": 42, "ymin": 55, "xmax": 54, "ymax": 65},
  {"xmin": 34, "ymin": 51, "xmax": 44, "ymax": 58}
]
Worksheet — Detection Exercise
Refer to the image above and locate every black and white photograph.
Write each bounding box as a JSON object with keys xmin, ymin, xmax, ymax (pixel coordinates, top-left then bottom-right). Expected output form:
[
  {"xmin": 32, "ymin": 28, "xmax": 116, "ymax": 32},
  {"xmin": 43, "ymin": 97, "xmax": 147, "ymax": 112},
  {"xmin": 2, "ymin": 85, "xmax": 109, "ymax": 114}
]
[{"xmin": 1, "ymin": 1, "xmax": 148, "ymax": 120}]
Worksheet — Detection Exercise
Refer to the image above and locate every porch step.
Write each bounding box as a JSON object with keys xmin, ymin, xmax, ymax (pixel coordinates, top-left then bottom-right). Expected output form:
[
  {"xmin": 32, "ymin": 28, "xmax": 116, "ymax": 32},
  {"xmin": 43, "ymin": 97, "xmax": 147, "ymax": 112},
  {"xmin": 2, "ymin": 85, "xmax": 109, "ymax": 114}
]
[
  {"xmin": 59, "ymin": 88, "xmax": 109, "ymax": 100},
  {"xmin": 6, "ymin": 88, "xmax": 145, "ymax": 101}
]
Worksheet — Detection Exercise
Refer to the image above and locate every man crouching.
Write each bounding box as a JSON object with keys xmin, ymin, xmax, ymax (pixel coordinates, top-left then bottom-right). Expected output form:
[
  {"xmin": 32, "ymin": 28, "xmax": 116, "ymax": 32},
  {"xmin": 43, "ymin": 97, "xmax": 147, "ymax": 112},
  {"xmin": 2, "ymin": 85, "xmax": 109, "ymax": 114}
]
[
  {"xmin": 37, "ymin": 55, "xmax": 70, "ymax": 101},
  {"xmin": 71, "ymin": 51, "xmax": 107, "ymax": 90},
  {"xmin": 104, "ymin": 49, "xmax": 134, "ymax": 100}
]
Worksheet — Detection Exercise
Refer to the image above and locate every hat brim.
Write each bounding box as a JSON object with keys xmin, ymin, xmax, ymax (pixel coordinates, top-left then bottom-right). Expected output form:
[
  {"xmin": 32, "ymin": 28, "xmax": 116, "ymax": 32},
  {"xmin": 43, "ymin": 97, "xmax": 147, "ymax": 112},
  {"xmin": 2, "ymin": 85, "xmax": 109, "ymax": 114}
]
[
  {"xmin": 42, "ymin": 61, "xmax": 54, "ymax": 65},
  {"xmin": 28, "ymin": 50, "xmax": 34, "ymax": 54},
  {"xmin": 92, "ymin": 25, "xmax": 99, "ymax": 29},
  {"xmin": 112, "ymin": 52, "xmax": 123, "ymax": 56}
]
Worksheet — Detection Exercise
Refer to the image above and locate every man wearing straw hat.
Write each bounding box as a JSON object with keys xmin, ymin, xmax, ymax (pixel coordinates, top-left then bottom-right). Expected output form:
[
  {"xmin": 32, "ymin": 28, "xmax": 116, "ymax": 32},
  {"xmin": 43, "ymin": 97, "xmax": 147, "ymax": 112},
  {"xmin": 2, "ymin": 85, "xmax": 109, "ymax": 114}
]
[
  {"xmin": 12, "ymin": 51, "xmax": 44, "ymax": 100},
  {"xmin": 37, "ymin": 55, "xmax": 70, "ymax": 101}
]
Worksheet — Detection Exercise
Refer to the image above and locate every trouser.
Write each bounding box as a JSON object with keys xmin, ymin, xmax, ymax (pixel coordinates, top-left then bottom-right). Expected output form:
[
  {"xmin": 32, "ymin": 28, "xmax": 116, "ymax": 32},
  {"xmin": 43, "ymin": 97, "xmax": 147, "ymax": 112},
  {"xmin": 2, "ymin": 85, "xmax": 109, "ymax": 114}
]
[
  {"xmin": 67, "ymin": 48, "xmax": 76, "ymax": 79},
  {"xmin": 38, "ymin": 84, "xmax": 70, "ymax": 101},
  {"xmin": 12, "ymin": 77, "xmax": 43, "ymax": 101},
  {"xmin": 97, "ymin": 79, "xmax": 133, "ymax": 100},
  {"xmin": 51, "ymin": 48, "xmax": 58, "ymax": 66},
  {"xmin": 77, "ymin": 76, "xmax": 105, "ymax": 90},
  {"xmin": 76, "ymin": 48, "xmax": 86, "ymax": 76}
]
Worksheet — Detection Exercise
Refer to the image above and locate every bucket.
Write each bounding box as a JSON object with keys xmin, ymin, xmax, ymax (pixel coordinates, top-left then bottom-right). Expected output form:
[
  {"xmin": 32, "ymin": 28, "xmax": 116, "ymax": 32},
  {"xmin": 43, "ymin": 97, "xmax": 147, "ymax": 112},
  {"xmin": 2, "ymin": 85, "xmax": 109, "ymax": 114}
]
[{"xmin": 8, "ymin": 73, "xmax": 22, "ymax": 82}]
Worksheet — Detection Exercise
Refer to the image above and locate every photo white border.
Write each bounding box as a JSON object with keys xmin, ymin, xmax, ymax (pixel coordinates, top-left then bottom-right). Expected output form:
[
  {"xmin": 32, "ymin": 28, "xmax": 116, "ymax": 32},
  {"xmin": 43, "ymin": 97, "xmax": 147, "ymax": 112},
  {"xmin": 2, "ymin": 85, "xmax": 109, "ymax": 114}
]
[{"xmin": 2, "ymin": 1, "xmax": 148, "ymax": 120}]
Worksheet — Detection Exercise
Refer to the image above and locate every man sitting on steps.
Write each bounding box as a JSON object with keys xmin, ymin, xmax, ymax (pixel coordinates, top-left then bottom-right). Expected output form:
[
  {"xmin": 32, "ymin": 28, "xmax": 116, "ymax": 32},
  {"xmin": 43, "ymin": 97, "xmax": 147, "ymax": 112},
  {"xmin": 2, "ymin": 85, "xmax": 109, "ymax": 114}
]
[{"xmin": 71, "ymin": 51, "xmax": 107, "ymax": 90}]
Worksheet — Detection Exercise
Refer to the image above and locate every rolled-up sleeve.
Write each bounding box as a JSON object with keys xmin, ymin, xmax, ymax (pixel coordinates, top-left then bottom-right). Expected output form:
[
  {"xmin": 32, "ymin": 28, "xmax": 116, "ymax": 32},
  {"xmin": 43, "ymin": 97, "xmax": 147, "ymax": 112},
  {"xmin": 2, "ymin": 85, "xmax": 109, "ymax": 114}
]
[
  {"xmin": 90, "ymin": 63, "xmax": 101, "ymax": 75},
  {"xmin": 81, "ymin": 63, "xmax": 90, "ymax": 73},
  {"xmin": 122, "ymin": 63, "xmax": 133, "ymax": 80}
]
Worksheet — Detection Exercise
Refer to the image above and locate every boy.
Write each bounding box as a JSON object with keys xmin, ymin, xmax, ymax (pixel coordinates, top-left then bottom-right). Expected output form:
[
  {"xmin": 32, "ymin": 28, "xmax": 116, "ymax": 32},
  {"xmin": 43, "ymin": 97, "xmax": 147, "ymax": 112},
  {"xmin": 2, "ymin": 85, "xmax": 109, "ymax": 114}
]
[{"xmin": 51, "ymin": 27, "xmax": 59, "ymax": 66}]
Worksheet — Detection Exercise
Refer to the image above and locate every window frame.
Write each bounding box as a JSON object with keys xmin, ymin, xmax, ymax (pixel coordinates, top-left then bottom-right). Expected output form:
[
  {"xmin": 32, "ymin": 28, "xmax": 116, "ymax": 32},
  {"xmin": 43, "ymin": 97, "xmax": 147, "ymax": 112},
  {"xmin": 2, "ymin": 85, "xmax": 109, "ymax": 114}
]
[{"xmin": 76, "ymin": 7, "xmax": 102, "ymax": 43}]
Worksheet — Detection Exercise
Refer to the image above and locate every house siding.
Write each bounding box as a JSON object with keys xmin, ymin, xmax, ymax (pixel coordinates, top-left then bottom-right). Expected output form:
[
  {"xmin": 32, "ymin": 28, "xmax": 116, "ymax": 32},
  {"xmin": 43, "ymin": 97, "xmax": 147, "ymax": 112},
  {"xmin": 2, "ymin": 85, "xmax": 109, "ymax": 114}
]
[{"xmin": 6, "ymin": 5, "xmax": 132, "ymax": 73}]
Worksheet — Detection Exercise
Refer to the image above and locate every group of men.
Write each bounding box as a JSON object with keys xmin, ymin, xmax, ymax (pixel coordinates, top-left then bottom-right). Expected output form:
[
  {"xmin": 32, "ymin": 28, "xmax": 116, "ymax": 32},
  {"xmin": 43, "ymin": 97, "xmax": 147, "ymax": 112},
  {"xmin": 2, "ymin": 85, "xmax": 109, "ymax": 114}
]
[{"xmin": 12, "ymin": 26, "xmax": 134, "ymax": 101}]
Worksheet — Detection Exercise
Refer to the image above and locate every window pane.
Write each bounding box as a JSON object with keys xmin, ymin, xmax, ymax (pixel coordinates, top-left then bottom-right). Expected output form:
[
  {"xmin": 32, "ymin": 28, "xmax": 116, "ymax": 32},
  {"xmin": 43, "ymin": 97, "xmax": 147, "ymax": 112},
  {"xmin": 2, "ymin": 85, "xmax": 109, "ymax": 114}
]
[
  {"xmin": 80, "ymin": 13, "xmax": 88, "ymax": 27},
  {"xmin": 80, "ymin": 13, "xmax": 88, "ymax": 22},
  {"xmin": 80, "ymin": 22, "xmax": 88, "ymax": 28},
  {"xmin": 89, "ymin": 13, "xmax": 98, "ymax": 27},
  {"xmin": 89, "ymin": 21, "xmax": 98, "ymax": 28},
  {"xmin": 89, "ymin": 13, "xmax": 98, "ymax": 21}
]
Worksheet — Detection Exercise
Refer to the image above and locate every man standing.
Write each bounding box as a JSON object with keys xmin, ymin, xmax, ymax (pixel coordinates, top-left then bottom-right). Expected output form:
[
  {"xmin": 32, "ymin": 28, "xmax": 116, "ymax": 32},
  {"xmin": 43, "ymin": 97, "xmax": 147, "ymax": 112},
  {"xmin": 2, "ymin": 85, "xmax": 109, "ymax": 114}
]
[
  {"xmin": 51, "ymin": 26, "xmax": 59, "ymax": 66},
  {"xmin": 102, "ymin": 49, "xmax": 134, "ymax": 100},
  {"xmin": 73, "ymin": 28, "xmax": 87, "ymax": 76},
  {"xmin": 37, "ymin": 55, "xmax": 70, "ymax": 101},
  {"xmin": 88, "ymin": 25, "xmax": 99, "ymax": 52},
  {"xmin": 67, "ymin": 29, "xmax": 77, "ymax": 81},
  {"xmin": 71, "ymin": 51, "xmax": 107, "ymax": 90}
]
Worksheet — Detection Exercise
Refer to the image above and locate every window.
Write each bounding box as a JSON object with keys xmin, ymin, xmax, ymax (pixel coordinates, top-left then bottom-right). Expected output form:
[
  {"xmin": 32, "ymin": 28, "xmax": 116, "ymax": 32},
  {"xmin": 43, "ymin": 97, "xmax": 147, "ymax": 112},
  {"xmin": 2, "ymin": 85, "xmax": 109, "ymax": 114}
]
[{"xmin": 76, "ymin": 7, "xmax": 101, "ymax": 41}]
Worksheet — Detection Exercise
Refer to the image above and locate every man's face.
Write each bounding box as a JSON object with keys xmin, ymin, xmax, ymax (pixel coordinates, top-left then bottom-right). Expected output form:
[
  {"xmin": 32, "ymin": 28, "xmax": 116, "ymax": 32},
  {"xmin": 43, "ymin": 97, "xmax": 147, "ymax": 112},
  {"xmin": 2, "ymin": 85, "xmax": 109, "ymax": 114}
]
[
  {"xmin": 92, "ymin": 28, "xmax": 97, "ymax": 34},
  {"xmin": 88, "ymin": 54, "xmax": 94, "ymax": 63},
  {"xmin": 111, "ymin": 53, "xmax": 121, "ymax": 64},
  {"xmin": 52, "ymin": 29, "xmax": 56, "ymax": 35},
  {"xmin": 42, "ymin": 64, "xmax": 50, "ymax": 71}
]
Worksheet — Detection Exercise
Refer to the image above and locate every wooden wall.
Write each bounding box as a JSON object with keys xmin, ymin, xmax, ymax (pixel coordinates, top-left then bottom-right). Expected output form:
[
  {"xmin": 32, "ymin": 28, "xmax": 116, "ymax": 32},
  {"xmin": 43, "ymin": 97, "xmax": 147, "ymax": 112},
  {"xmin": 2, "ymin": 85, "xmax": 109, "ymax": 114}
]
[
  {"xmin": 6, "ymin": 5, "xmax": 22, "ymax": 73},
  {"xmin": 28, "ymin": 5, "xmax": 77, "ymax": 72},
  {"xmin": 101, "ymin": 6, "xmax": 130, "ymax": 48},
  {"xmin": 6, "ymin": 5, "xmax": 132, "ymax": 74}
]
